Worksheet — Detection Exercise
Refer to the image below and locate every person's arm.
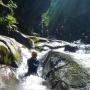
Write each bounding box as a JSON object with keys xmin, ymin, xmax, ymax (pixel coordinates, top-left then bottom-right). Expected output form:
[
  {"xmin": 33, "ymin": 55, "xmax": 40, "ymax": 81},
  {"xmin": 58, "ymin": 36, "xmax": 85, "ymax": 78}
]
[
  {"xmin": 27, "ymin": 58, "xmax": 31, "ymax": 67},
  {"xmin": 33, "ymin": 60, "xmax": 39, "ymax": 67}
]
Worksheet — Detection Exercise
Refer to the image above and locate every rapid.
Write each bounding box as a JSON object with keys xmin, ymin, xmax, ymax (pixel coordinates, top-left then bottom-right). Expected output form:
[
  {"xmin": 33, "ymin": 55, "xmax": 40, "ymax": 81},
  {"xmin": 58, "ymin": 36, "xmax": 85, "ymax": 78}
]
[{"xmin": 0, "ymin": 40, "xmax": 90, "ymax": 90}]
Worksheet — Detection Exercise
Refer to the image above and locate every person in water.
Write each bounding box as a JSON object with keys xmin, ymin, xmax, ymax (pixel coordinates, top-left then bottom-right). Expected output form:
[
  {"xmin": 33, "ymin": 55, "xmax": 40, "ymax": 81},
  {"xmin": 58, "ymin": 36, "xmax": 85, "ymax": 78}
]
[{"xmin": 24, "ymin": 51, "xmax": 39, "ymax": 77}]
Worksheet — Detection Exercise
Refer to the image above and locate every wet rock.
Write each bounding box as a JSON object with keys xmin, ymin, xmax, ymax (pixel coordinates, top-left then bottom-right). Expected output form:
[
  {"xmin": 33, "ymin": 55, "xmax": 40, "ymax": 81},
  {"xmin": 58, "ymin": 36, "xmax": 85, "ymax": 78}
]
[
  {"xmin": 42, "ymin": 51, "xmax": 90, "ymax": 90},
  {"xmin": 8, "ymin": 30, "xmax": 34, "ymax": 49},
  {"xmin": 0, "ymin": 65, "xmax": 17, "ymax": 88},
  {"xmin": 64, "ymin": 45, "xmax": 78, "ymax": 52},
  {"xmin": 0, "ymin": 35, "xmax": 21, "ymax": 67}
]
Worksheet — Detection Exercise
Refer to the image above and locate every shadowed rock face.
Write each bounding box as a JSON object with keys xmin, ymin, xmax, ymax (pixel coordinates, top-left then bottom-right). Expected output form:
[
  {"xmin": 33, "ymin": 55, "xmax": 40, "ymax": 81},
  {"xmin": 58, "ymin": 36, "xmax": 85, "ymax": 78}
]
[
  {"xmin": 46, "ymin": 0, "xmax": 90, "ymax": 43},
  {"xmin": 42, "ymin": 51, "xmax": 90, "ymax": 90},
  {"xmin": 15, "ymin": 0, "xmax": 50, "ymax": 34},
  {"xmin": 14, "ymin": 0, "xmax": 90, "ymax": 43}
]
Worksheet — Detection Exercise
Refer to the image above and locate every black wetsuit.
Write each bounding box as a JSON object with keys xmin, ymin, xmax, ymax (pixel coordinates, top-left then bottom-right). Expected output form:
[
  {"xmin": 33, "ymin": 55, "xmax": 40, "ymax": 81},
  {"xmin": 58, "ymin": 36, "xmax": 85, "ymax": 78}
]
[{"xmin": 24, "ymin": 57, "xmax": 39, "ymax": 77}]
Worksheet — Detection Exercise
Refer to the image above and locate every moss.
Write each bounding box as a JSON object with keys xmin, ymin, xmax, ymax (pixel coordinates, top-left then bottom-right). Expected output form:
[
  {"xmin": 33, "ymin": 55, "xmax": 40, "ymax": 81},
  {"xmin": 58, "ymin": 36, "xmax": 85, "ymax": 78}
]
[
  {"xmin": 67, "ymin": 64, "xmax": 81, "ymax": 75},
  {"xmin": 0, "ymin": 45, "xmax": 9, "ymax": 64},
  {"xmin": 29, "ymin": 36, "xmax": 39, "ymax": 42},
  {"xmin": 35, "ymin": 42, "xmax": 40, "ymax": 48},
  {"xmin": 65, "ymin": 62, "xmax": 89, "ymax": 88},
  {"xmin": 29, "ymin": 36, "xmax": 39, "ymax": 48},
  {"xmin": 14, "ymin": 50, "xmax": 21, "ymax": 61},
  {"xmin": 0, "ymin": 44, "xmax": 20, "ymax": 66},
  {"xmin": 29, "ymin": 36, "xmax": 48, "ymax": 48},
  {"xmin": 6, "ymin": 38, "xmax": 21, "ymax": 61}
]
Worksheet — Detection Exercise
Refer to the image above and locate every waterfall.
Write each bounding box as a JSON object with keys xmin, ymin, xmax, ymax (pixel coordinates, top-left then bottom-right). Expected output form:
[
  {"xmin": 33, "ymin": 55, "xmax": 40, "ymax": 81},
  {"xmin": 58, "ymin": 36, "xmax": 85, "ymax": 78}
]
[
  {"xmin": 15, "ymin": 47, "xmax": 50, "ymax": 90},
  {"xmin": 39, "ymin": 40, "xmax": 90, "ymax": 90},
  {"xmin": 0, "ymin": 40, "xmax": 90, "ymax": 90}
]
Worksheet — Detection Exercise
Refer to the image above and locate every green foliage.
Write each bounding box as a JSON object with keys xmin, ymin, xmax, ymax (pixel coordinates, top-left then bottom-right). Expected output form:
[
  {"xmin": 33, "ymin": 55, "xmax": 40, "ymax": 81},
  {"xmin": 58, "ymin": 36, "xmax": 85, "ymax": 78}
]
[
  {"xmin": 0, "ymin": 15, "xmax": 17, "ymax": 31},
  {"xmin": 41, "ymin": 0, "xmax": 63, "ymax": 29},
  {"xmin": 7, "ymin": 0, "xmax": 17, "ymax": 9},
  {"xmin": 0, "ymin": 0, "xmax": 18, "ymax": 32},
  {"xmin": 0, "ymin": 15, "xmax": 16, "ymax": 24},
  {"xmin": 0, "ymin": 17, "xmax": 4, "ymax": 23},
  {"xmin": 5, "ymin": 15, "xmax": 16, "ymax": 24},
  {"xmin": 41, "ymin": 12, "xmax": 49, "ymax": 27}
]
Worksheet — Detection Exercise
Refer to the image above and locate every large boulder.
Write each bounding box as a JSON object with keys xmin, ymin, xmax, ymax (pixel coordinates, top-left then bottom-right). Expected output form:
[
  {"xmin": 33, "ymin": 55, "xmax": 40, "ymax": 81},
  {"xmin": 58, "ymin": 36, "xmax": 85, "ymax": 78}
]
[
  {"xmin": 0, "ymin": 35, "xmax": 21, "ymax": 68},
  {"xmin": 0, "ymin": 30, "xmax": 34, "ymax": 49},
  {"xmin": 42, "ymin": 51, "xmax": 90, "ymax": 90}
]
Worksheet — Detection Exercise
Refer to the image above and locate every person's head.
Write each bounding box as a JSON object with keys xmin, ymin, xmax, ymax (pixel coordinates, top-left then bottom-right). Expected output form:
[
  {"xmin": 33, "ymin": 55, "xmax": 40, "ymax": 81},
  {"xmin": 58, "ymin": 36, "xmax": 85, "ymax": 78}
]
[{"xmin": 31, "ymin": 51, "xmax": 37, "ymax": 58}]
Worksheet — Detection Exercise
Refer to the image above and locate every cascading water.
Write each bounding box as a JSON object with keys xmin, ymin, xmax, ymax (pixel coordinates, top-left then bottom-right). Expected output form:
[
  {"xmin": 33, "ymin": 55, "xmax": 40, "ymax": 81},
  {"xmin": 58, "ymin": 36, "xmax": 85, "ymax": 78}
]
[
  {"xmin": 37, "ymin": 40, "xmax": 90, "ymax": 90},
  {"xmin": 53, "ymin": 42, "xmax": 90, "ymax": 90},
  {"xmin": 0, "ymin": 40, "xmax": 90, "ymax": 90},
  {"xmin": 15, "ymin": 48, "xmax": 50, "ymax": 90},
  {"xmin": 68, "ymin": 46, "xmax": 90, "ymax": 90}
]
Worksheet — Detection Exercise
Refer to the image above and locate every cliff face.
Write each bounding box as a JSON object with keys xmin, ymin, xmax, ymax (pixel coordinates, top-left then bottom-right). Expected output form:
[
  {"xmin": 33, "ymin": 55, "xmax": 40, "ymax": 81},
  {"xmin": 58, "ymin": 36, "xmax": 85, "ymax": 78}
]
[
  {"xmin": 46, "ymin": 0, "xmax": 90, "ymax": 43},
  {"xmin": 15, "ymin": 0, "xmax": 50, "ymax": 34},
  {"xmin": 1, "ymin": 0, "xmax": 90, "ymax": 43},
  {"xmin": 15, "ymin": 0, "xmax": 90, "ymax": 43}
]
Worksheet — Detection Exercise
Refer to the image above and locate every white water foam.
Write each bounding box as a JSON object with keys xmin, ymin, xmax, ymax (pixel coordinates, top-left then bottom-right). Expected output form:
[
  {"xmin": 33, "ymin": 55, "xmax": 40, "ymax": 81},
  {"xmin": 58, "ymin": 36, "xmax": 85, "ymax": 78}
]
[{"xmin": 16, "ymin": 47, "xmax": 49, "ymax": 90}]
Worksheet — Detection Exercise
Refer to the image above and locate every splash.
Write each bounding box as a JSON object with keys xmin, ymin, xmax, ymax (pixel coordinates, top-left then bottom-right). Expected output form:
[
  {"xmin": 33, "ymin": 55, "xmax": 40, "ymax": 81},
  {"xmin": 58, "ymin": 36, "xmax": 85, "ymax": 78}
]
[{"xmin": 16, "ymin": 47, "xmax": 49, "ymax": 90}]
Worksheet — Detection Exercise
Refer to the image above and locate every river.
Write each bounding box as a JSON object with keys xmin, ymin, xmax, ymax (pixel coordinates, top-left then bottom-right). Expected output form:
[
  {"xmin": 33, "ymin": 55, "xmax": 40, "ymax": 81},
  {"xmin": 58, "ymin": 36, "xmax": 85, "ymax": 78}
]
[{"xmin": 0, "ymin": 40, "xmax": 90, "ymax": 90}]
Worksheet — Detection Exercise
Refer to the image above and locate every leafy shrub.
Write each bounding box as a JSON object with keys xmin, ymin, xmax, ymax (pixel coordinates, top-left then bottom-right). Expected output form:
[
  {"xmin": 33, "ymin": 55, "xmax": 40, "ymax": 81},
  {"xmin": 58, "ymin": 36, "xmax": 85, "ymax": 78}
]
[{"xmin": 5, "ymin": 15, "xmax": 16, "ymax": 24}]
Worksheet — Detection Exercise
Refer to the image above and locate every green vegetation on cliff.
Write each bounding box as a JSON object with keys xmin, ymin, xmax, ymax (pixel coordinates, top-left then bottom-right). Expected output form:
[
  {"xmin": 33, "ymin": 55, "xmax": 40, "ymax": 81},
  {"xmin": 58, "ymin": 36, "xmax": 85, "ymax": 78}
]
[
  {"xmin": 0, "ymin": 0, "xmax": 17, "ymax": 32},
  {"xmin": 0, "ymin": 0, "xmax": 90, "ymax": 43}
]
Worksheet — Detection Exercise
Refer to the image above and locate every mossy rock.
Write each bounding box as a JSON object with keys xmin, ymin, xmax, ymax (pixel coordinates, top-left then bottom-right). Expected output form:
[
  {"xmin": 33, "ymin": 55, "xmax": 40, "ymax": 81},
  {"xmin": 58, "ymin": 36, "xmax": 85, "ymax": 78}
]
[
  {"xmin": 64, "ymin": 63, "xmax": 89, "ymax": 88},
  {"xmin": 29, "ymin": 36, "xmax": 48, "ymax": 48},
  {"xmin": 0, "ymin": 35, "xmax": 21, "ymax": 67},
  {"xmin": 0, "ymin": 45, "xmax": 10, "ymax": 64},
  {"xmin": 42, "ymin": 51, "xmax": 90, "ymax": 89}
]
